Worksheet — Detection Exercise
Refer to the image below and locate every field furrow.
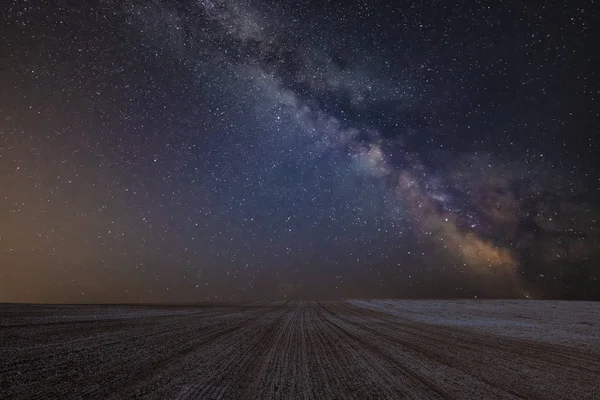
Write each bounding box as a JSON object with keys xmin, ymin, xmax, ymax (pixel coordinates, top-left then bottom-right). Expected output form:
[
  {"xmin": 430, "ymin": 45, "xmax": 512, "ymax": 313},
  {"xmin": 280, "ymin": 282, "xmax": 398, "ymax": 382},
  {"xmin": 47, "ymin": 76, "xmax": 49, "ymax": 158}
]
[{"xmin": 1, "ymin": 300, "xmax": 599, "ymax": 399}]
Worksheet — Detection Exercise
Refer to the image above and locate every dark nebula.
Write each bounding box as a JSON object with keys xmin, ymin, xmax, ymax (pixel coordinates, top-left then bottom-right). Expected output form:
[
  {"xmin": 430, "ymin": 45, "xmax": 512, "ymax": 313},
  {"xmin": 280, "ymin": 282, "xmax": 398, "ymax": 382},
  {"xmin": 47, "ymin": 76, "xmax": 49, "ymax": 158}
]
[{"xmin": 1, "ymin": 0, "xmax": 598, "ymax": 302}]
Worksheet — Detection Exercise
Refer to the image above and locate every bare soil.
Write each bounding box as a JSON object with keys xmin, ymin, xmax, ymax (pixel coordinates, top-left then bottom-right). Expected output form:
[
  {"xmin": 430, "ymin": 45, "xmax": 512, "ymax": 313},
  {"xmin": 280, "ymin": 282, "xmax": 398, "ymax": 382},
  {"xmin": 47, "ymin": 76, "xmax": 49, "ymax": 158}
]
[{"xmin": 1, "ymin": 300, "xmax": 599, "ymax": 399}]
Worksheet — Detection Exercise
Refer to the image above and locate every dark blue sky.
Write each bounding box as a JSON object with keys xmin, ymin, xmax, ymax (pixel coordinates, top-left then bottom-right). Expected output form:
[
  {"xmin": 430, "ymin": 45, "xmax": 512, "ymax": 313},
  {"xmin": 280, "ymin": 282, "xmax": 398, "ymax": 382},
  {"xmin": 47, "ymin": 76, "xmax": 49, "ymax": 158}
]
[{"xmin": 1, "ymin": 0, "xmax": 598, "ymax": 302}]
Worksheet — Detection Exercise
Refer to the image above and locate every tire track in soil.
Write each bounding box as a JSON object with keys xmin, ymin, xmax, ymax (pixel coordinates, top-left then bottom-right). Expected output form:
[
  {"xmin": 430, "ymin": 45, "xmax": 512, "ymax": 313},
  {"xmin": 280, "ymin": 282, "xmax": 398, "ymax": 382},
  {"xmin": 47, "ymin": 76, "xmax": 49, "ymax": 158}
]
[
  {"xmin": 312, "ymin": 303, "xmax": 426, "ymax": 399},
  {"xmin": 302, "ymin": 301, "xmax": 399, "ymax": 399},
  {"xmin": 174, "ymin": 305, "xmax": 290, "ymax": 399},
  {"xmin": 349, "ymin": 302, "xmax": 600, "ymax": 391},
  {"xmin": 237, "ymin": 301, "xmax": 357, "ymax": 400},
  {"xmin": 317, "ymin": 302, "xmax": 452, "ymax": 400},
  {"xmin": 0, "ymin": 305, "xmax": 253, "ymax": 372},
  {"xmin": 111, "ymin": 303, "xmax": 288, "ymax": 399},
  {"xmin": 243, "ymin": 301, "xmax": 359, "ymax": 399},
  {"xmin": 248, "ymin": 301, "xmax": 440, "ymax": 399},
  {"xmin": 322, "ymin": 302, "xmax": 521, "ymax": 399},
  {"xmin": 1, "ymin": 305, "xmax": 274, "ymax": 400},
  {"xmin": 347, "ymin": 301, "xmax": 600, "ymax": 368},
  {"xmin": 240, "ymin": 302, "xmax": 305, "ymax": 399},
  {"xmin": 2, "ymin": 301, "xmax": 599, "ymax": 399},
  {"xmin": 340, "ymin": 301, "xmax": 600, "ymax": 400}
]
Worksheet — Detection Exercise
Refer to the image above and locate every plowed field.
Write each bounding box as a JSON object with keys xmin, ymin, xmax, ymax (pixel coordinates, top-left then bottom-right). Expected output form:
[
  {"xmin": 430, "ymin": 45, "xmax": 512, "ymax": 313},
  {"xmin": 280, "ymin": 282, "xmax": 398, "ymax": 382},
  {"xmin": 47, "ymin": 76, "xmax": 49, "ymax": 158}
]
[{"xmin": 1, "ymin": 300, "xmax": 599, "ymax": 399}]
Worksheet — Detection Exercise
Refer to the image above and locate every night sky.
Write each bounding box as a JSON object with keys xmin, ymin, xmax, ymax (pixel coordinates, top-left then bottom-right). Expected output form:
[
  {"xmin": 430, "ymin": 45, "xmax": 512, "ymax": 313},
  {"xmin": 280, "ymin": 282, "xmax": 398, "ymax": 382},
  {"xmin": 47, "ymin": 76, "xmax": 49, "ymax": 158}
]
[{"xmin": 1, "ymin": 0, "xmax": 599, "ymax": 303}]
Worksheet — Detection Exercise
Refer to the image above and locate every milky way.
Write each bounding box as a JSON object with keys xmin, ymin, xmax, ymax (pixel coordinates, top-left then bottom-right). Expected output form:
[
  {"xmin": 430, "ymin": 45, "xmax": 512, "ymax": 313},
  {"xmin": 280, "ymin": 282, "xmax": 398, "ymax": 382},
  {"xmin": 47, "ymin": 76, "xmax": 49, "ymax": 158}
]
[{"xmin": 1, "ymin": 0, "xmax": 599, "ymax": 302}]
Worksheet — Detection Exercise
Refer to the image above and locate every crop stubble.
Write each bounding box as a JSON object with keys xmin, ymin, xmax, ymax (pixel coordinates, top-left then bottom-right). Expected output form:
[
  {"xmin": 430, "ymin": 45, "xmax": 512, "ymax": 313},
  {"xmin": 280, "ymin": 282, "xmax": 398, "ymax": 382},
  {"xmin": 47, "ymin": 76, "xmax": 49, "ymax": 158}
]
[{"xmin": 1, "ymin": 301, "xmax": 599, "ymax": 399}]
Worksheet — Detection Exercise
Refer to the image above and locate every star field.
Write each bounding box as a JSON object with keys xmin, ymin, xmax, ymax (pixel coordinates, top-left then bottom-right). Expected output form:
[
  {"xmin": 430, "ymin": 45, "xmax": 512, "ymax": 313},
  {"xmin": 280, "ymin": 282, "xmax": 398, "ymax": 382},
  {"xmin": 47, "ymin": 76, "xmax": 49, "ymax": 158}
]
[{"xmin": 1, "ymin": 0, "xmax": 599, "ymax": 302}]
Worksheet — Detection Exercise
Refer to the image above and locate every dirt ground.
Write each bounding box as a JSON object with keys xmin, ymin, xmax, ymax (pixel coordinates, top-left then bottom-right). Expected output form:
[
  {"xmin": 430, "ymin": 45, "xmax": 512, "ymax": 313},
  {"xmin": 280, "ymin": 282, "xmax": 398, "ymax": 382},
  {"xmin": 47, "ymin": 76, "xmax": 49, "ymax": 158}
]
[{"xmin": 1, "ymin": 300, "xmax": 599, "ymax": 399}]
